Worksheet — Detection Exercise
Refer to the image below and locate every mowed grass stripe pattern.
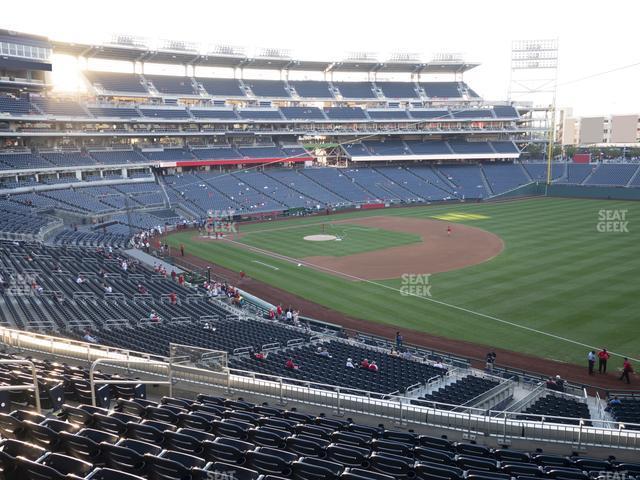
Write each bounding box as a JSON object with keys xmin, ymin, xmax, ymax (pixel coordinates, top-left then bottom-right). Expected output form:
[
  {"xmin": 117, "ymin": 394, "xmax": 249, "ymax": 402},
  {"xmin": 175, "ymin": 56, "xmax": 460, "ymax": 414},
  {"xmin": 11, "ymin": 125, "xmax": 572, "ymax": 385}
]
[
  {"xmin": 239, "ymin": 223, "xmax": 421, "ymax": 258},
  {"xmin": 168, "ymin": 198, "xmax": 639, "ymax": 365}
]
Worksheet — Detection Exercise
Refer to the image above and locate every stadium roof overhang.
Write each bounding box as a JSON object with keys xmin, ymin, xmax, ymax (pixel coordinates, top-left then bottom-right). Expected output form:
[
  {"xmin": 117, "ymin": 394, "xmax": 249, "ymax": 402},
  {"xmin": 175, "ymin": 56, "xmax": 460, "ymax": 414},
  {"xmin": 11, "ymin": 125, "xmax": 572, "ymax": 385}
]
[
  {"xmin": 52, "ymin": 39, "xmax": 480, "ymax": 74},
  {"xmin": 421, "ymin": 62, "xmax": 480, "ymax": 74}
]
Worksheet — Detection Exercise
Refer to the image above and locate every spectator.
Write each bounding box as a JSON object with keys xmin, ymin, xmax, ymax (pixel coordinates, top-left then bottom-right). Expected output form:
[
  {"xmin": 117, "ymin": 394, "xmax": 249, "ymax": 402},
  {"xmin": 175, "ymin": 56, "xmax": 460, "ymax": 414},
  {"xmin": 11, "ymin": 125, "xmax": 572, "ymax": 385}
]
[
  {"xmin": 360, "ymin": 358, "xmax": 370, "ymax": 369},
  {"xmin": 598, "ymin": 348, "xmax": 610, "ymax": 374},
  {"xmin": 254, "ymin": 351, "xmax": 267, "ymax": 361},
  {"xmin": 588, "ymin": 350, "xmax": 596, "ymax": 375},
  {"xmin": 83, "ymin": 330, "xmax": 98, "ymax": 343},
  {"xmin": 401, "ymin": 350, "xmax": 412, "ymax": 360},
  {"xmin": 346, "ymin": 358, "xmax": 354, "ymax": 369},
  {"xmin": 149, "ymin": 311, "xmax": 160, "ymax": 322},
  {"xmin": 317, "ymin": 346, "xmax": 331, "ymax": 358},
  {"xmin": 555, "ymin": 374, "xmax": 565, "ymax": 392},
  {"xmin": 285, "ymin": 358, "xmax": 298, "ymax": 370},
  {"xmin": 486, "ymin": 351, "xmax": 496, "ymax": 373},
  {"xmin": 620, "ymin": 358, "xmax": 634, "ymax": 384},
  {"xmin": 76, "ymin": 275, "xmax": 84, "ymax": 284},
  {"xmin": 137, "ymin": 284, "xmax": 147, "ymax": 295},
  {"xmin": 368, "ymin": 361, "xmax": 379, "ymax": 372},
  {"xmin": 390, "ymin": 347, "xmax": 399, "ymax": 357},
  {"xmin": 171, "ymin": 270, "xmax": 177, "ymax": 281},
  {"xmin": 605, "ymin": 396, "xmax": 622, "ymax": 412},
  {"xmin": 396, "ymin": 331, "xmax": 403, "ymax": 349},
  {"xmin": 169, "ymin": 292, "xmax": 177, "ymax": 305},
  {"xmin": 104, "ymin": 285, "xmax": 112, "ymax": 294},
  {"xmin": 285, "ymin": 309, "xmax": 293, "ymax": 322},
  {"xmin": 267, "ymin": 309, "xmax": 275, "ymax": 320},
  {"xmin": 276, "ymin": 304, "xmax": 283, "ymax": 319}
]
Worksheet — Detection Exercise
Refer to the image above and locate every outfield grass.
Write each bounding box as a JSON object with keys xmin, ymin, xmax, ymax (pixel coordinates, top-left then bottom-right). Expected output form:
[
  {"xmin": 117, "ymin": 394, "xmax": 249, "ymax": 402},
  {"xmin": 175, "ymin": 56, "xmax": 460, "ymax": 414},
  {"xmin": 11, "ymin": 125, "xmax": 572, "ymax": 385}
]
[
  {"xmin": 239, "ymin": 222, "xmax": 421, "ymax": 257},
  {"xmin": 167, "ymin": 198, "xmax": 640, "ymax": 365}
]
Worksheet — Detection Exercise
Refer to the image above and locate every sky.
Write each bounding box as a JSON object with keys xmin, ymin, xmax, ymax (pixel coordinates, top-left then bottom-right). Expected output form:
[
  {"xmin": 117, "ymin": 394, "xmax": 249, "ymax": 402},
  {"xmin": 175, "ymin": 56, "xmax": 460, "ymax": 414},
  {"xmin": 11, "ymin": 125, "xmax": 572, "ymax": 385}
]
[{"xmin": 2, "ymin": 0, "xmax": 639, "ymax": 117}]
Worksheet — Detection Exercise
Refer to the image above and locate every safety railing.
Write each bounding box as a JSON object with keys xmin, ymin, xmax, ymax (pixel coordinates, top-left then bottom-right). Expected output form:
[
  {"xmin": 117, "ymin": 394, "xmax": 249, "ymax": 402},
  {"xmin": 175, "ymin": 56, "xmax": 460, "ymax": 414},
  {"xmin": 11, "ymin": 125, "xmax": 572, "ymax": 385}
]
[
  {"xmin": 0, "ymin": 359, "xmax": 41, "ymax": 413},
  {"xmin": 2, "ymin": 326, "xmax": 640, "ymax": 450},
  {"xmin": 89, "ymin": 358, "xmax": 172, "ymax": 406},
  {"xmin": 501, "ymin": 383, "xmax": 546, "ymax": 416}
]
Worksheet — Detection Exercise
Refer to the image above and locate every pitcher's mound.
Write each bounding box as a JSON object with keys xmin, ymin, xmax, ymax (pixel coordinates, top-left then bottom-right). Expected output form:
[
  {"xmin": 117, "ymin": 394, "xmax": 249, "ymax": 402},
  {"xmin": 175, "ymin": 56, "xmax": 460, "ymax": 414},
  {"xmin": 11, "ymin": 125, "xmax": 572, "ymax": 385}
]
[{"xmin": 304, "ymin": 234, "xmax": 337, "ymax": 242}]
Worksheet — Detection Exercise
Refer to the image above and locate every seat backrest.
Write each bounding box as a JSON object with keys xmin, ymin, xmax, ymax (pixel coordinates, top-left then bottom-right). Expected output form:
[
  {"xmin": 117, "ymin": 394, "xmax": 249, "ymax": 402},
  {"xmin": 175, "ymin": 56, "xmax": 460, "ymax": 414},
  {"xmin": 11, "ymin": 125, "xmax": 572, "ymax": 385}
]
[
  {"xmin": 40, "ymin": 452, "xmax": 94, "ymax": 476},
  {"xmin": 0, "ymin": 413, "xmax": 24, "ymax": 439},
  {"xmin": 325, "ymin": 443, "xmax": 369, "ymax": 468},
  {"xmin": 92, "ymin": 413, "xmax": 126, "ymax": 435},
  {"xmin": 85, "ymin": 467, "xmax": 146, "ymax": 480},
  {"xmin": 125, "ymin": 421, "xmax": 165, "ymax": 444},
  {"xmin": 341, "ymin": 467, "xmax": 395, "ymax": 480},
  {"xmin": 58, "ymin": 405, "xmax": 93, "ymax": 427},
  {"xmin": 143, "ymin": 454, "xmax": 191, "ymax": 480},
  {"xmin": 209, "ymin": 461, "xmax": 260, "ymax": 480},
  {"xmin": 22, "ymin": 421, "xmax": 60, "ymax": 450},
  {"xmin": 100, "ymin": 442, "xmax": 145, "ymax": 474},
  {"xmin": 292, "ymin": 456, "xmax": 344, "ymax": 479},
  {"xmin": 245, "ymin": 449, "xmax": 293, "ymax": 476}
]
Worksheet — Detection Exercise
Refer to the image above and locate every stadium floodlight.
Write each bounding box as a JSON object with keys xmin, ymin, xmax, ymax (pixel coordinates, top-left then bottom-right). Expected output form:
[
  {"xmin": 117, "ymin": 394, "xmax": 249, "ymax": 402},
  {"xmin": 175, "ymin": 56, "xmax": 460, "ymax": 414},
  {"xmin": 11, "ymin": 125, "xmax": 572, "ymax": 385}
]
[
  {"xmin": 257, "ymin": 47, "xmax": 292, "ymax": 59},
  {"xmin": 432, "ymin": 52, "xmax": 464, "ymax": 63},
  {"xmin": 161, "ymin": 39, "xmax": 198, "ymax": 52},
  {"xmin": 509, "ymin": 39, "xmax": 559, "ymax": 185},
  {"xmin": 208, "ymin": 44, "xmax": 246, "ymax": 57},
  {"xmin": 345, "ymin": 51, "xmax": 378, "ymax": 62},
  {"xmin": 388, "ymin": 52, "xmax": 422, "ymax": 63},
  {"xmin": 109, "ymin": 34, "xmax": 148, "ymax": 49}
]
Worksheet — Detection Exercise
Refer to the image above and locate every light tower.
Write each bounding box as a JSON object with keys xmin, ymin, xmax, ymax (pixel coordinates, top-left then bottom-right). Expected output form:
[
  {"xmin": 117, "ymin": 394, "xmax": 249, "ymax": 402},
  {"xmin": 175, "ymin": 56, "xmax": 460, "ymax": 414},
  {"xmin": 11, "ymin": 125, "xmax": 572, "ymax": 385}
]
[{"xmin": 508, "ymin": 39, "xmax": 559, "ymax": 184}]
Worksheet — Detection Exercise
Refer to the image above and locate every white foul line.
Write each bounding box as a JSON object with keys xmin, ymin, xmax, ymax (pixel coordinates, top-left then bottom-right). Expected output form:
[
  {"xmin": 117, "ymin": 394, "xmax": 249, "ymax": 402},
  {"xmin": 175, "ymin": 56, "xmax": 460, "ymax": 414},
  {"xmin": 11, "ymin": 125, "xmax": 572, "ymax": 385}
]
[
  {"xmin": 251, "ymin": 260, "xmax": 279, "ymax": 271},
  {"xmin": 228, "ymin": 238, "xmax": 640, "ymax": 363}
]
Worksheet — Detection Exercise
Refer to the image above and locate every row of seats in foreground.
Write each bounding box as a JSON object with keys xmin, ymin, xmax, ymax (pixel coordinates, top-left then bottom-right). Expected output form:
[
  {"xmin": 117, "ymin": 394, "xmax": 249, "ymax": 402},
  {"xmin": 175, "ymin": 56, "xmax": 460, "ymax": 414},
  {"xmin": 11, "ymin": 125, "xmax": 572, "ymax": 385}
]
[{"xmin": 0, "ymin": 393, "xmax": 637, "ymax": 480}]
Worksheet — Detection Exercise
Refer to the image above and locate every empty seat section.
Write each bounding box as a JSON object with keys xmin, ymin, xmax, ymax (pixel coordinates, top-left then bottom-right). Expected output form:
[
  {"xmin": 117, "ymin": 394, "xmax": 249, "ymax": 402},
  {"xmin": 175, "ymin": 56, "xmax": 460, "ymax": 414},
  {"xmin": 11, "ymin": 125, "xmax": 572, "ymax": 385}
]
[
  {"xmin": 289, "ymin": 80, "xmax": 333, "ymax": 98},
  {"xmin": 334, "ymin": 82, "xmax": 376, "ymax": 99}
]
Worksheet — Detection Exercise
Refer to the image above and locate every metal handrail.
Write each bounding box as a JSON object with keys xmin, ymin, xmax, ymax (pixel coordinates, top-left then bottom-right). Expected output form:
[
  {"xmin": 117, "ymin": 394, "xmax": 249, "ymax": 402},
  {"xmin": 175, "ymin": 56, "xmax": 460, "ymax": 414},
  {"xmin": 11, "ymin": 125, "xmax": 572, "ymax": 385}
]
[
  {"xmin": 2, "ymin": 326, "xmax": 640, "ymax": 448},
  {"xmin": 0, "ymin": 359, "xmax": 41, "ymax": 413},
  {"xmin": 89, "ymin": 358, "xmax": 172, "ymax": 406}
]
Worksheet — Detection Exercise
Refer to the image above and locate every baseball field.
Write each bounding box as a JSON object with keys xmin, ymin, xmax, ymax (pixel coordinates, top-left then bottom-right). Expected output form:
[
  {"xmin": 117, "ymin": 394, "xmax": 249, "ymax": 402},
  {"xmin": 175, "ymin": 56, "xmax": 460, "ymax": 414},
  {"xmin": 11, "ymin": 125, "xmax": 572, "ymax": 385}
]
[{"xmin": 166, "ymin": 197, "xmax": 639, "ymax": 367}]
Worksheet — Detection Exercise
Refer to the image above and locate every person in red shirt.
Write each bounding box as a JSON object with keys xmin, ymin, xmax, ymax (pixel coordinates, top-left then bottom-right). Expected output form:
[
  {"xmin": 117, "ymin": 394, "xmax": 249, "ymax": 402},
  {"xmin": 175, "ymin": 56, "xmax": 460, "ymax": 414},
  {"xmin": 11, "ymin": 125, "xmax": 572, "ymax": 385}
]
[
  {"xmin": 268, "ymin": 309, "xmax": 275, "ymax": 320},
  {"xmin": 276, "ymin": 304, "xmax": 283, "ymax": 319},
  {"xmin": 178, "ymin": 275, "xmax": 184, "ymax": 286},
  {"xmin": 620, "ymin": 358, "xmax": 634, "ymax": 384},
  {"xmin": 598, "ymin": 348, "xmax": 610, "ymax": 374},
  {"xmin": 360, "ymin": 358, "xmax": 369, "ymax": 369},
  {"xmin": 254, "ymin": 351, "xmax": 266, "ymax": 361},
  {"xmin": 368, "ymin": 361, "xmax": 379, "ymax": 372},
  {"xmin": 285, "ymin": 358, "xmax": 298, "ymax": 370}
]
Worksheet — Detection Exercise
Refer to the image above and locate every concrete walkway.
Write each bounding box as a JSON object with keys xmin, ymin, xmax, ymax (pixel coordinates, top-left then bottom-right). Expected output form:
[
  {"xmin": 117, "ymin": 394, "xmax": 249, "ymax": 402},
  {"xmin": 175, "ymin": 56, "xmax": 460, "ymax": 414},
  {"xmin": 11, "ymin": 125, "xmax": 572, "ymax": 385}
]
[{"xmin": 124, "ymin": 249, "xmax": 185, "ymax": 275}]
